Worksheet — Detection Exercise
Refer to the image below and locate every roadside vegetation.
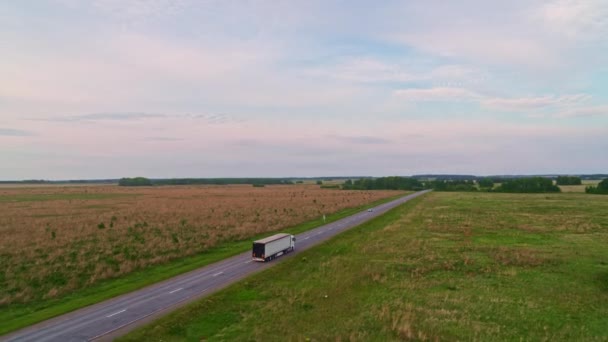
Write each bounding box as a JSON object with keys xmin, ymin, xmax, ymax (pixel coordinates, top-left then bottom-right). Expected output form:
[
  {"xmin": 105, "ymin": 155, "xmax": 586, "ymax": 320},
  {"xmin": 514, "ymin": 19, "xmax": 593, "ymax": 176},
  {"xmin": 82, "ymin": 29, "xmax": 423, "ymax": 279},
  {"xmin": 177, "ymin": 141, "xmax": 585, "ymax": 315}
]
[
  {"xmin": 0, "ymin": 184, "xmax": 403, "ymax": 334},
  {"xmin": 122, "ymin": 191, "xmax": 608, "ymax": 341}
]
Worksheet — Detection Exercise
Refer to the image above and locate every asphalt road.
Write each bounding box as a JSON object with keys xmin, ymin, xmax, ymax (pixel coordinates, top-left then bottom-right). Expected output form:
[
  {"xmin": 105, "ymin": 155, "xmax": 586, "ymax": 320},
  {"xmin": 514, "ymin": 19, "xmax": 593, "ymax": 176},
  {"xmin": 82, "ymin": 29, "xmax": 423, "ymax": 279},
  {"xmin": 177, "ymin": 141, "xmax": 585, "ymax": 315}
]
[{"xmin": 3, "ymin": 190, "xmax": 430, "ymax": 342}]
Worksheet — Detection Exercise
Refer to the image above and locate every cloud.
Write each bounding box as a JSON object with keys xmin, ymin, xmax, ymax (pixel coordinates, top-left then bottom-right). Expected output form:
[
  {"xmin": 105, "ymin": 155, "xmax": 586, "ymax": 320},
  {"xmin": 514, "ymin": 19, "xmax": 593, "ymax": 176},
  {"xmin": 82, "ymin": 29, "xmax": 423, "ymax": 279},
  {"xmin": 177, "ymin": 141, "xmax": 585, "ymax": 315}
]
[
  {"xmin": 481, "ymin": 94, "xmax": 591, "ymax": 111},
  {"xmin": 393, "ymin": 87, "xmax": 482, "ymax": 102},
  {"xmin": 309, "ymin": 58, "xmax": 417, "ymax": 83},
  {"xmin": 308, "ymin": 58, "xmax": 487, "ymax": 88},
  {"xmin": 330, "ymin": 135, "xmax": 391, "ymax": 145},
  {"xmin": 393, "ymin": 86, "xmax": 593, "ymax": 112},
  {"xmin": 0, "ymin": 128, "xmax": 34, "ymax": 136},
  {"xmin": 380, "ymin": 2, "xmax": 560, "ymax": 68},
  {"xmin": 537, "ymin": 0, "xmax": 608, "ymax": 40},
  {"xmin": 58, "ymin": 0, "xmax": 188, "ymax": 28},
  {"xmin": 554, "ymin": 105, "xmax": 608, "ymax": 118},
  {"xmin": 394, "ymin": 30, "xmax": 556, "ymax": 68},
  {"xmin": 144, "ymin": 136, "xmax": 184, "ymax": 142},
  {"xmin": 49, "ymin": 112, "xmax": 167, "ymax": 122},
  {"xmin": 34, "ymin": 112, "xmax": 242, "ymax": 124}
]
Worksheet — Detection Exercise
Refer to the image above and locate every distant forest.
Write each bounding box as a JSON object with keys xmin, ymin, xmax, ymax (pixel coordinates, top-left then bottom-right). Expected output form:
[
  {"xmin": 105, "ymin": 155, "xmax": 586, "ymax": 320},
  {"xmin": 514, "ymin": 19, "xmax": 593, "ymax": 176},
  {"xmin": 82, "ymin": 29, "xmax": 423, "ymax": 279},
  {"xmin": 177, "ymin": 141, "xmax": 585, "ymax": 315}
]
[
  {"xmin": 342, "ymin": 176, "xmax": 423, "ymax": 191},
  {"xmin": 556, "ymin": 176, "xmax": 582, "ymax": 185},
  {"xmin": 116, "ymin": 177, "xmax": 360, "ymax": 187},
  {"xmin": 412, "ymin": 174, "xmax": 606, "ymax": 181},
  {"xmin": 2, "ymin": 174, "xmax": 606, "ymax": 194}
]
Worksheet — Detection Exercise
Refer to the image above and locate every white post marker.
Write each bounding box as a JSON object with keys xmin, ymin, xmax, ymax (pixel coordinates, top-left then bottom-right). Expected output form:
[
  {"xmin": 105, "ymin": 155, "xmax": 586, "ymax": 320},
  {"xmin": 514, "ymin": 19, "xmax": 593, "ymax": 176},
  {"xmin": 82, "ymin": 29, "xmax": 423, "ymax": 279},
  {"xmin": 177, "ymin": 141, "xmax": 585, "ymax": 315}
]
[{"xmin": 323, "ymin": 214, "xmax": 326, "ymax": 222}]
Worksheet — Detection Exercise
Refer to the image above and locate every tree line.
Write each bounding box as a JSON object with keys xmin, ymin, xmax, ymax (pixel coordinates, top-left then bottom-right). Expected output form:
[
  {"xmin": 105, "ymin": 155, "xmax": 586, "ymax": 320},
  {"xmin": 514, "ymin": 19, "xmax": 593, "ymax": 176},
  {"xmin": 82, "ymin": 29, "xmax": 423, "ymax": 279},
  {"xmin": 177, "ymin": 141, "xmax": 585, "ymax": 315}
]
[
  {"xmin": 493, "ymin": 177, "xmax": 560, "ymax": 193},
  {"xmin": 341, "ymin": 177, "xmax": 423, "ymax": 191},
  {"xmin": 342, "ymin": 176, "xmax": 563, "ymax": 193},
  {"xmin": 556, "ymin": 176, "xmax": 582, "ymax": 185},
  {"xmin": 118, "ymin": 177, "xmax": 298, "ymax": 186},
  {"xmin": 117, "ymin": 175, "xmax": 604, "ymax": 195}
]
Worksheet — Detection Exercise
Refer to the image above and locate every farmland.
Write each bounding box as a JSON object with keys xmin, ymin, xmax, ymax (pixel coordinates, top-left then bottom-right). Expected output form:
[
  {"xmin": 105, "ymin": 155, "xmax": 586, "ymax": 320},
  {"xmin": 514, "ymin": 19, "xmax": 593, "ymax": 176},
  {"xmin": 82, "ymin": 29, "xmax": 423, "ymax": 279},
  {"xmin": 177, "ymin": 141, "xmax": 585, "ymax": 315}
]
[
  {"xmin": 559, "ymin": 179, "xmax": 600, "ymax": 193},
  {"xmin": 122, "ymin": 191, "xmax": 608, "ymax": 341},
  {"xmin": 0, "ymin": 184, "xmax": 401, "ymax": 308}
]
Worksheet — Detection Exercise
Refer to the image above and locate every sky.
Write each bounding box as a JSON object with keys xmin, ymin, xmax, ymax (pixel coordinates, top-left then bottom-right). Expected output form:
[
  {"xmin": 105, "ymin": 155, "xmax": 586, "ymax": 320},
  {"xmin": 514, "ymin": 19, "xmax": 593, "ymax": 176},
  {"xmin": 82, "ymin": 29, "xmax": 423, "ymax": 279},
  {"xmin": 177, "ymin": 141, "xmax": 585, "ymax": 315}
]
[{"xmin": 1, "ymin": 0, "xmax": 607, "ymax": 180}]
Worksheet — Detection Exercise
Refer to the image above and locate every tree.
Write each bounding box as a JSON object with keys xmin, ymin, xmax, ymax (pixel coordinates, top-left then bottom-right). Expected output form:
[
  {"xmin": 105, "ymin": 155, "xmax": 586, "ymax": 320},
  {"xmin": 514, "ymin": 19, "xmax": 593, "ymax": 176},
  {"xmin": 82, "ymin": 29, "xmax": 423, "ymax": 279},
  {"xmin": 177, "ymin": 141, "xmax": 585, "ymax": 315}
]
[
  {"xmin": 342, "ymin": 177, "xmax": 423, "ymax": 191},
  {"xmin": 428, "ymin": 180, "xmax": 478, "ymax": 192},
  {"xmin": 586, "ymin": 178, "xmax": 608, "ymax": 194},
  {"xmin": 118, "ymin": 177, "xmax": 153, "ymax": 186},
  {"xmin": 494, "ymin": 177, "xmax": 560, "ymax": 193},
  {"xmin": 477, "ymin": 178, "xmax": 494, "ymax": 188},
  {"xmin": 556, "ymin": 176, "xmax": 582, "ymax": 185}
]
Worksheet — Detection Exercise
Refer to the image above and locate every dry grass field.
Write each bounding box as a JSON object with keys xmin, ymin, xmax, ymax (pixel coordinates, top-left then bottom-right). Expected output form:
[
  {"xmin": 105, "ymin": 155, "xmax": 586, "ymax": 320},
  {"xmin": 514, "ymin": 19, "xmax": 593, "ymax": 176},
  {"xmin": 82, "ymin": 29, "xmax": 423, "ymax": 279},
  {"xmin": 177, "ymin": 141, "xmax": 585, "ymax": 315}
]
[
  {"xmin": 559, "ymin": 179, "xmax": 600, "ymax": 193},
  {"xmin": 0, "ymin": 184, "xmax": 400, "ymax": 306}
]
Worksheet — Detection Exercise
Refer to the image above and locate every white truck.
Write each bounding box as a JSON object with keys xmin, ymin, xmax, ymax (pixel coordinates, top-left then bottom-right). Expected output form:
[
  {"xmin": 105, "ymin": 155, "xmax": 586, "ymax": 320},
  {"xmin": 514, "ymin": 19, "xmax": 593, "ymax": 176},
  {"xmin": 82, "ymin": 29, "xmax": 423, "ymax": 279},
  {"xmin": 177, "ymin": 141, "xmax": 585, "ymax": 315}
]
[{"xmin": 252, "ymin": 233, "xmax": 296, "ymax": 262}]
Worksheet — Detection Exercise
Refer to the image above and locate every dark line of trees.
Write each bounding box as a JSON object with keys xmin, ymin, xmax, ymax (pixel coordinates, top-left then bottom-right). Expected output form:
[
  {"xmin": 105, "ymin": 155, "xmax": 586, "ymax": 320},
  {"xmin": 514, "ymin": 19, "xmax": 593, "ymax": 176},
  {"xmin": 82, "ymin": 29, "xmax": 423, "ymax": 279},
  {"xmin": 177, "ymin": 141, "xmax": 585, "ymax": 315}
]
[
  {"xmin": 117, "ymin": 177, "xmax": 302, "ymax": 186},
  {"xmin": 154, "ymin": 178, "xmax": 294, "ymax": 186},
  {"xmin": 342, "ymin": 177, "xmax": 423, "ymax": 191},
  {"xmin": 477, "ymin": 178, "xmax": 494, "ymax": 188},
  {"xmin": 341, "ymin": 176, "xmax": 564, "ymax": 193},
  {"xmin": 426, "ymin": 180, "xmax": 478, "ymax": 192},
  {"xmin": 493, "ymin": 177, "xmax": 560, "ymax": 193},
  {"xmin": 585, "ymin": 179, "xmax": 608, "ymax": 194},
  {"xmin": 556, "ymin": 176, "xmax": 582, "ymax": 185},
  {"xmin": 118, "ymin": 177, "xmax": 153, "ymax": 186}
]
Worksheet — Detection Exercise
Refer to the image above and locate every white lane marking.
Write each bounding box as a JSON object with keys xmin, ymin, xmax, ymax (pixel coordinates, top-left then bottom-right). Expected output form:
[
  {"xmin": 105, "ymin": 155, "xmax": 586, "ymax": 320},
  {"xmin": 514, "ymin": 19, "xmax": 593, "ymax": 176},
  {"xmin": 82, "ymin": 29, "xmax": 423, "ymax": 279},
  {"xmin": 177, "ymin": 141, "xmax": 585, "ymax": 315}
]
[
  {"xmin": 106, "ymin": 309, "xmax": 126, "ymax": 318},
  {"xmin": 245, "ymin": 260, "xmax": 253, "ymax": 264},
  {"xmin": 169, "ymin": 288, "xmax": 183, "ymax": 294},
  {"xmin": 213, "ymin": 271, "xmax": 224, "ymax": 277},
  {"xmin": 304, "ymin": 236, "xmax": 310, "ymax": 240},
  {"xmin": 91, "ymin": 288, "xmax": 210, "ymax": 341}
]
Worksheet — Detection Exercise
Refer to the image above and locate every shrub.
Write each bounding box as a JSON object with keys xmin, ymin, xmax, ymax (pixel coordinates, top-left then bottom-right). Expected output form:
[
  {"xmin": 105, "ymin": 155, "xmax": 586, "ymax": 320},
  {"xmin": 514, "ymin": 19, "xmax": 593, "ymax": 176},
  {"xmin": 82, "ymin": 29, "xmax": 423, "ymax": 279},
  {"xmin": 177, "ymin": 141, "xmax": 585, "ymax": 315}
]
[{"xmin": 477, "ymin": 178, "xmax": 494, "ymax": 188}]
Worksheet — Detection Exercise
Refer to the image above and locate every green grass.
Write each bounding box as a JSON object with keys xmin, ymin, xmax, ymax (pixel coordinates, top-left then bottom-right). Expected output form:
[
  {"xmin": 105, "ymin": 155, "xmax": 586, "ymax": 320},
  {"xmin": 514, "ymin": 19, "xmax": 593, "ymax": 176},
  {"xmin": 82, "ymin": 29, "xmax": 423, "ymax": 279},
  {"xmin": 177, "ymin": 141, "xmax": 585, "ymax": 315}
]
[
  {"xmin": 120, "ymin": 192, "xmax": 608, "ymax": 341},
  {"xmin": 0, "ymin": 193, "xmax": 137, "ymax": 202},
  {"xmin": 0, "ymin": 193, "xmax": 406, "ymax": 335}
]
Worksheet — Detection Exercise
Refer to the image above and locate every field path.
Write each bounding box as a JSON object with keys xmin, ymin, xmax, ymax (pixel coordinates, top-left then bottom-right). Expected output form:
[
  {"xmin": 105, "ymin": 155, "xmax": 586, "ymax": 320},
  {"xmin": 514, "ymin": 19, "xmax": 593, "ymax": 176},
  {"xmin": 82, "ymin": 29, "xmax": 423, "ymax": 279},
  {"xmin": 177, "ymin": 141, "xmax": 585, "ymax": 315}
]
[{"xmin": 2, "ymin": 190, "xmax": 430, "ymax": 342}]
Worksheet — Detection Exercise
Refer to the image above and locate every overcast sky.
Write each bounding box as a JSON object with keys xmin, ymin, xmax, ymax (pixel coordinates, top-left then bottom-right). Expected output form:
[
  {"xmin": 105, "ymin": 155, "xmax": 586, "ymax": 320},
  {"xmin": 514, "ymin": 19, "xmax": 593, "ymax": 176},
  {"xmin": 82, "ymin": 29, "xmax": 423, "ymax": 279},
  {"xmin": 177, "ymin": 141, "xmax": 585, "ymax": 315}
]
[{"xmin": 1, "ymin": 0, "xmax": 607, "ymax": 180}]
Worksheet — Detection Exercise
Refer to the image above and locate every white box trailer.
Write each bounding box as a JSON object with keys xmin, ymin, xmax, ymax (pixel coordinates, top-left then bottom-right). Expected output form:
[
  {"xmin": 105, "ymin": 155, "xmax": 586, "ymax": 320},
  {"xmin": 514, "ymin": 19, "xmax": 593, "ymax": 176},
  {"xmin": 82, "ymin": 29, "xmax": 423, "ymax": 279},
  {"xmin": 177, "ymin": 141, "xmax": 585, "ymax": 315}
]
[{"xmin": 252, "ymin": 233, "xmax": 295, "ymax": 262}]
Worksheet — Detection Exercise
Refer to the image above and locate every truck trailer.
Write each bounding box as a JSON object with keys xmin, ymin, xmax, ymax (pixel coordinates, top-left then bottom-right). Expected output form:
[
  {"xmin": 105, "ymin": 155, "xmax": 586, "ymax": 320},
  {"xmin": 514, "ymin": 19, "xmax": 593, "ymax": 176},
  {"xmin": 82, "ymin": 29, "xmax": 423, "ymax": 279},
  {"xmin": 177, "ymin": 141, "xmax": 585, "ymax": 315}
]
[{"xmin": 252, "ymin": 233, "xmax": 295, "ymax": 262}]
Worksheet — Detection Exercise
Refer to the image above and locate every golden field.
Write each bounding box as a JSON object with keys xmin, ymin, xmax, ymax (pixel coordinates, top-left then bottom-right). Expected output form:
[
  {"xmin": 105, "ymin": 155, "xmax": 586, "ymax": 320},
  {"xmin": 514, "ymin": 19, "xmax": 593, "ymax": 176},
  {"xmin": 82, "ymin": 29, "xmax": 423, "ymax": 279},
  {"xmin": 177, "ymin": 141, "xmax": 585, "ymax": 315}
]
[{"xmin": 0, "ymin": 184, "xmax": 400, "ymax": 306}]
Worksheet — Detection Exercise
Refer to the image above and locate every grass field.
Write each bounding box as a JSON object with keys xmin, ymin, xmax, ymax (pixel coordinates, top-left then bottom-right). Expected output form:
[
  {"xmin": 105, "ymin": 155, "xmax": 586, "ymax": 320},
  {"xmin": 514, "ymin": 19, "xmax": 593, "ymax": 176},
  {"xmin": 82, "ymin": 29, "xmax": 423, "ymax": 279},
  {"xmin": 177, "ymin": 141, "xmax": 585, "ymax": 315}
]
[
  {"xmin": 121, "ymin": 191, "xmax": 608, "ymax": 341},
  {"xmin": 0, "ymin": 185, "xmax": 403, "ymax": 334}
]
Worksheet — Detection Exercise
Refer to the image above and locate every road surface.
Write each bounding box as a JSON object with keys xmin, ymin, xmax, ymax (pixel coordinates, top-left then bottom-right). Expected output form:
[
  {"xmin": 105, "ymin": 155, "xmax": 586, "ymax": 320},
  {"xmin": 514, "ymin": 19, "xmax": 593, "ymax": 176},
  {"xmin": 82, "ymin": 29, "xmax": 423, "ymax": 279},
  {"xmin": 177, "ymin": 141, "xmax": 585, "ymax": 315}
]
[{"xmin": 3, "ymin": 190, "xmax": 430, "ymax": 342}]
